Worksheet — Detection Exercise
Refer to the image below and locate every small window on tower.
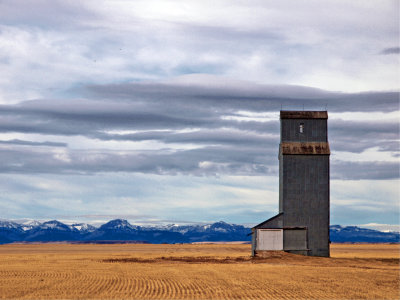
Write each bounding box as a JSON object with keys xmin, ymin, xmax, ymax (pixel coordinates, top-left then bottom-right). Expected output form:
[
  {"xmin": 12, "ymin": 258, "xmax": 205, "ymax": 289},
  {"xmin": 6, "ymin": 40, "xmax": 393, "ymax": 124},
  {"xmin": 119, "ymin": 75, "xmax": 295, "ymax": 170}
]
[{"xmin": 299, "ymin": 123, "xmax": 304, "ymax": 133}]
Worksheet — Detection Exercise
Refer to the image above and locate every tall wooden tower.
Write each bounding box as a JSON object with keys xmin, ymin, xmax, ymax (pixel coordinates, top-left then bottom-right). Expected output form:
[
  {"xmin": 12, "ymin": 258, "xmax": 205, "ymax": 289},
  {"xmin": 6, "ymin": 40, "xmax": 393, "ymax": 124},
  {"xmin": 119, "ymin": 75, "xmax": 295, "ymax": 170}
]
[{"xmin": 252, "ymin": 111, "xmax": 330, "ymax": 257}]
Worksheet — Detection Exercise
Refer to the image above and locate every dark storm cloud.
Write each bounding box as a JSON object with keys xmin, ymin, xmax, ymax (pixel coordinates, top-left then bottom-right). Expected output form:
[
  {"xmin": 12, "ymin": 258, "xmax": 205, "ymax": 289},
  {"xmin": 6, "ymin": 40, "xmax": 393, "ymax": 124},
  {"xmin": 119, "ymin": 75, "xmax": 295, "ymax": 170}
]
[{"xmin": 379, "ymin": 47, "xmax": 400, "ymax": 55}]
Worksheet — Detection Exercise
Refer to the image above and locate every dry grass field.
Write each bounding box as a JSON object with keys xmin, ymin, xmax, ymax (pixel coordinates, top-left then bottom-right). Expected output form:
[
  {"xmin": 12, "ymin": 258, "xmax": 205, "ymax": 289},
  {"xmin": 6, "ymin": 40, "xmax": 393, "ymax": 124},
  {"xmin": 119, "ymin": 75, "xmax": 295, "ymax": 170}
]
[{"xmin": 0, "ymin": 243, "xmax": 398, "ymax": 299}]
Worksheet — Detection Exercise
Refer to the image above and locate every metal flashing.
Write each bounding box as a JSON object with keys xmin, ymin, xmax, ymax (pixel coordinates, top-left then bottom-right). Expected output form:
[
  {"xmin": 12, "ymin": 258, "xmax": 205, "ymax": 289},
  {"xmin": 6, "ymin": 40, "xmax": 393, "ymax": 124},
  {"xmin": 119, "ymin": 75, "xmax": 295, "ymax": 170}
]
[
  {"xmin": 280, "ymin": 111, "xmax": 328, "ymax": 119},
  {"xmin": 280, "ymin": 142, "xmax": 330, "ymax": 155}
]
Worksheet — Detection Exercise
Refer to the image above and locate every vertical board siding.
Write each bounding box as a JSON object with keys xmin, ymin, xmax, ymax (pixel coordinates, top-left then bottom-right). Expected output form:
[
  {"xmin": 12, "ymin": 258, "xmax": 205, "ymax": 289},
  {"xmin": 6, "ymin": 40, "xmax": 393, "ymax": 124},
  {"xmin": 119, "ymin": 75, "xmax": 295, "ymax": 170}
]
[
  {"xmin": 281, "ymin": 155, "xmax": 330, "ymax": 256},
  {"xmin": 283, "ymin": 229, "xmax": 308, "ymax": 250}
]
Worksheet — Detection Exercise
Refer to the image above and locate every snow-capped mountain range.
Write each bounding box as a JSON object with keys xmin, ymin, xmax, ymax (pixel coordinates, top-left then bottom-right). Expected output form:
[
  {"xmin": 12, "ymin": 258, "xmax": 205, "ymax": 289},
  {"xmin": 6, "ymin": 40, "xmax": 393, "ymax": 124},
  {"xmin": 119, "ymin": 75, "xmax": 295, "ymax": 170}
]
[{"xmin": 0, "ymin": 219, "xmax": 399, "ymax": 244}]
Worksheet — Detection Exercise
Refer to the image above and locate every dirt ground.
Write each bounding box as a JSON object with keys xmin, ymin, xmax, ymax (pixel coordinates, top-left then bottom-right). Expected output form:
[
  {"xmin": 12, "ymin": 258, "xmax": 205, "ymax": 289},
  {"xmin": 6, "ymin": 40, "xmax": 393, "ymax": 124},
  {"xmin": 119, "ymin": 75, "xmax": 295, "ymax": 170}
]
[{"xmin": 0, "ymin": 243, "xmax": 398, "ymax": 299}]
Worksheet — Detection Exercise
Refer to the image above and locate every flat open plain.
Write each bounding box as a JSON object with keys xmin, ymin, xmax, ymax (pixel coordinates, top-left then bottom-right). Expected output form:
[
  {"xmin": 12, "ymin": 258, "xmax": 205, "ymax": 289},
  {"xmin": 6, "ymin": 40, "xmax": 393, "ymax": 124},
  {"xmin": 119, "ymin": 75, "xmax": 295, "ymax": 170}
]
[{"xmin": 0, "ymin": 243, "xmax": 398, "ymax": 299}]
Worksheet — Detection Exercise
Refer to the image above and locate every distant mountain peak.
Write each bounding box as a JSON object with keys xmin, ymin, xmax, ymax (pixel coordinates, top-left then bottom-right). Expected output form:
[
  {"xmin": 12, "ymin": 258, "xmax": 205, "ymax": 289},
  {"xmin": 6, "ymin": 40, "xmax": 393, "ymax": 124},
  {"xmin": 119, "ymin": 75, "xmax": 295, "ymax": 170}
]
[
  {"xmin": 0, "ymin": 220, "xmax": 21, "ymax": 229},
  {"xmin": 70, "ymin": 223, "xmax": 96, "ymax": 232},
  {"xmin": 210, "ymin": 221, "xmax": 236, "ymax": 232},
  {"xmin": 21, "ymin": 220, "xmax": 42, "ymax": 231},
  {"xmin": 22, "ymin": 220, "xmax": 42, "ymax": 226},
  {"xmin": 43, "ymin": 220, "xmax": 63, "ymax": 224},
  {"xmin": 39, "ymin": 220, "xmax": 71, "ymax": 231},
  {"xmin": 214, "ymin": 221, "xmax": 229, "ymax": 225},
  {"xmin": 105, "ymin": 219, "xmax": 130, "ymax": 226},
  {"xmin": 99, "ymin": 219, "xmax": 138, "ymax": 230}
]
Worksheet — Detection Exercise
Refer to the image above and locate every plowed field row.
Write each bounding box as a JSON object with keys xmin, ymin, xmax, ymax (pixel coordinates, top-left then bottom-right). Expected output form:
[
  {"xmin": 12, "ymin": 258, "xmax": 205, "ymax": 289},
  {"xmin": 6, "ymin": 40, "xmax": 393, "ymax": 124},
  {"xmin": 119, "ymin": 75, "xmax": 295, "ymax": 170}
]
[{"xmin": 0, "ymin": 243, "xmax": 398, "ymax": 299}]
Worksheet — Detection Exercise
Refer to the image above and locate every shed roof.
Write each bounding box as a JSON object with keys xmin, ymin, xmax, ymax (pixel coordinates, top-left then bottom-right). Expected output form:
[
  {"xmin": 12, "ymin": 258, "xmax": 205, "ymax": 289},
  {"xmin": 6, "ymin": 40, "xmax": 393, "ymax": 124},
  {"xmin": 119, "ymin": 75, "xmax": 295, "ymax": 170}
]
[{"xmin": 252, "ymin": 213, "xmax": 283, "ymax": 229}]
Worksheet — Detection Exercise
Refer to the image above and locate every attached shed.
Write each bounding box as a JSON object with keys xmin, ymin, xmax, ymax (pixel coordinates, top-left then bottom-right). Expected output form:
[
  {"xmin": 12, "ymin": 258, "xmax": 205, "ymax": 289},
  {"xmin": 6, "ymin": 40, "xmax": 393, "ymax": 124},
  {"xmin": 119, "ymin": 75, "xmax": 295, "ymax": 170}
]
[
  {"xmin": 251, "ymin": 213, "xmax": 309, "ymax": 256},
  {"xmin": 256, "ymin": 229, "xmax": 283, "ymax": 251}
]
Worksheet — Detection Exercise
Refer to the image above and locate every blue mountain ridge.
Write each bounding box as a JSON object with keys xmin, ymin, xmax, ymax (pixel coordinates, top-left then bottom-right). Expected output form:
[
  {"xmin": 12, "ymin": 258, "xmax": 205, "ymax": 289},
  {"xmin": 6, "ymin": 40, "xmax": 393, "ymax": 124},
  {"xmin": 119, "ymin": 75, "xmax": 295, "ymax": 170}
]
[{"xmin": 0, "ymin": 219, "xmax": 398, "ymax": 244}]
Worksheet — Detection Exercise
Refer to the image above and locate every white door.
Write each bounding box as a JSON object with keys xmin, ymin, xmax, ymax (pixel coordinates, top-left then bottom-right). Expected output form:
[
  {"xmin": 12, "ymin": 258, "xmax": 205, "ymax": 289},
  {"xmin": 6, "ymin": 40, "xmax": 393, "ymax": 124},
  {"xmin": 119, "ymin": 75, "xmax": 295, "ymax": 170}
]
[{"xmin": 257, "ymin": 229, "xmax": 283, "ymax": 250}]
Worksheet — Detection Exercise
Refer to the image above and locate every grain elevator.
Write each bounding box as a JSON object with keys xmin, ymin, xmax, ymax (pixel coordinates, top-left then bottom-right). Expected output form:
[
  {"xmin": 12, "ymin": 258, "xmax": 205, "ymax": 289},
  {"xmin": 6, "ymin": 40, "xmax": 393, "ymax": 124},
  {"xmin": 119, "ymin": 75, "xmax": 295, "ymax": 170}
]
[{"xmin": 251, "ymin": 111, "xmax": 330, "ymax": 257}]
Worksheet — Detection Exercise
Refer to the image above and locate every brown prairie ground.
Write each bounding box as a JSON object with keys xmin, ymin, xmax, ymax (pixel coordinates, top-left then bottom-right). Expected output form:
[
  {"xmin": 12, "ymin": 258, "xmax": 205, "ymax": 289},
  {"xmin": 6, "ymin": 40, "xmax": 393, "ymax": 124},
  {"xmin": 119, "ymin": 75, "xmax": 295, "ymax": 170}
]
[{"xmin": 0, "ymin": 243, "xmax": 398, "ymax": 299}]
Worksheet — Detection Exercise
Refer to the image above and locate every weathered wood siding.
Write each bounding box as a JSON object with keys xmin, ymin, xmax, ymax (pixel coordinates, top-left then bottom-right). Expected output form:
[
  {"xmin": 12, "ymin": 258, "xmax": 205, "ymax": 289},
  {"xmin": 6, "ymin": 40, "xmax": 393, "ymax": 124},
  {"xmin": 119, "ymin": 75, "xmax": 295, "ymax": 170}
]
[{"xmin": 279, "ymin": 111, "xmax": 330, "ymax": 257}]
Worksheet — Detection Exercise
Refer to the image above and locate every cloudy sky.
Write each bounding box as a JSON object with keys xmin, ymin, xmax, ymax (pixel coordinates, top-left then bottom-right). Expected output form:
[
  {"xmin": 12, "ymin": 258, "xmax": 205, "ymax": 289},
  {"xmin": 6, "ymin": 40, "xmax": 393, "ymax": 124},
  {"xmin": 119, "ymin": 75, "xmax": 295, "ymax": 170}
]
[{"xmin": 0, "ymin": 0, "xmax": 399, "ymax": 230}]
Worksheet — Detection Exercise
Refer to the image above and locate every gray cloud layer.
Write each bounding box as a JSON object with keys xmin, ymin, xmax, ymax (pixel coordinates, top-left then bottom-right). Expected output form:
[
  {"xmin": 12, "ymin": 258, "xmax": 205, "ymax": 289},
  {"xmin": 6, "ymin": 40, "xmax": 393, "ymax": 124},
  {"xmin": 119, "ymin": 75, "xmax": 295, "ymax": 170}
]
[
  {"xmin": 0, "ymin": 80, "xmax": 398, "ymax": 179},
  {"xmin": 84, "ymin": 81, "xmax": 398, "ymax": 113}
]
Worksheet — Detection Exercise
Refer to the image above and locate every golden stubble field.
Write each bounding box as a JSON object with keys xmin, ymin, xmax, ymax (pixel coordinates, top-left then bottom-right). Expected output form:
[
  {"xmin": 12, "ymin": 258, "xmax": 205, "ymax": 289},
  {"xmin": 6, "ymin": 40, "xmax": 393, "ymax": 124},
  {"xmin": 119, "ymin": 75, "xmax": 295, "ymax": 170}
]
[{"xmin": 0, "ymin": 243, "xmax": 398, "ymax": 299}]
